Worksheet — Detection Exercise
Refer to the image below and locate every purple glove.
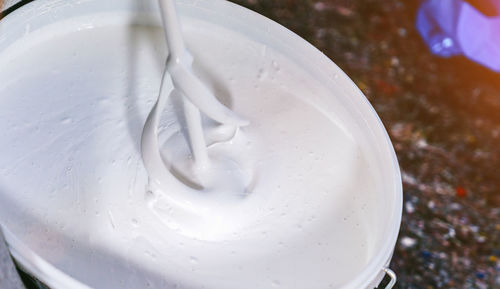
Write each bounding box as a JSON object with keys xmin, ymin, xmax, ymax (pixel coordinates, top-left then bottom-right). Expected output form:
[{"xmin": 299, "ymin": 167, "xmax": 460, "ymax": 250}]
[{"xmin": 416, "ymin": 0, "xmax": 500, "ymax": 72}]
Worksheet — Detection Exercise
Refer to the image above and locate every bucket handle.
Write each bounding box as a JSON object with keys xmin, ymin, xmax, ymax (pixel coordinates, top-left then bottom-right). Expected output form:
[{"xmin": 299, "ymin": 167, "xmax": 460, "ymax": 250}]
[{"xmin": 377, "ymin": 268, "xmax": 397, "ymax": 289}]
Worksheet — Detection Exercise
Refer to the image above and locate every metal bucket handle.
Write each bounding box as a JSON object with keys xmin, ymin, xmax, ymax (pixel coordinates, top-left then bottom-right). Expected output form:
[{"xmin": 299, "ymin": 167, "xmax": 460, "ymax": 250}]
[{"xmin": 376, "ymin": 268, "xmax": 397, "ymax": 289}]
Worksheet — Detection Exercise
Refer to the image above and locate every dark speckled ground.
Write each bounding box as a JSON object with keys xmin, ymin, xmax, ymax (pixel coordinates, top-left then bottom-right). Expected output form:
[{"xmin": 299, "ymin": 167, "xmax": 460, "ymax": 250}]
[{"xmin": 230, "ymin": 0, "xmax": 500, "ymax": 288}]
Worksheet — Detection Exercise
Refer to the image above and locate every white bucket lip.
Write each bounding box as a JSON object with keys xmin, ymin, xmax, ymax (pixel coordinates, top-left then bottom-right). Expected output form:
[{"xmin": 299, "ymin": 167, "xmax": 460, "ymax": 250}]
[
  {"xmin": 0, "ymin": 0, "xmax": 403, "ymax": 288},
  {"xmin": 1, "ymin": 225, "xmax": 92, "ymax": 289}
]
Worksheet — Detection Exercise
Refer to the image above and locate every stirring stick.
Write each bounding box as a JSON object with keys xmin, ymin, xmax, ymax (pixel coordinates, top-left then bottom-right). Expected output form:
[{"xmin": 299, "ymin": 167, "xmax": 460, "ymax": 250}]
[
  {"xmin": 156, "ymin": 0, "xmax": 248, "ymax": 125},
  {"xmin": 141, "ymin": 0, "xmax": 249, "ymax": 189},
  {"xmin": 158, "ymin": 0, "xmax": 208, "ymax": 169}
]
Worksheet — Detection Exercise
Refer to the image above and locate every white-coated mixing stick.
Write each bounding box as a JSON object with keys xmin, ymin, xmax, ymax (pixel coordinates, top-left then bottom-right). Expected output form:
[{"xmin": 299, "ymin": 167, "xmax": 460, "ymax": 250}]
[
  {"xmin": 159, "ymin": 0, "xmax": 207, "ymax": 169},
  {"xmin": 156, "ymin": 0, "xmax": 248, "ymax": 126},
  {"xmin": 141, "ymin": 0, "xmax": 248, "ymax": 188}
]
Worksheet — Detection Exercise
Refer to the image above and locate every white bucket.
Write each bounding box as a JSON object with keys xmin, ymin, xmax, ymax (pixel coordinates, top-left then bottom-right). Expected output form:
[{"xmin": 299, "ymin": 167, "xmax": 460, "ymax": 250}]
[{"xmin": 0, "ymin": 0, "xmax": 402, "ymax": 288}]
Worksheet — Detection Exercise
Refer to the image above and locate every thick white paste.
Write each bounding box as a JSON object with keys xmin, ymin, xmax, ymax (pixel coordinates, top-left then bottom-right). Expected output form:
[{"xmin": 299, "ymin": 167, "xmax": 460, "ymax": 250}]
[{"xmin": 0, "ymin": 3, "xmax": 397, "ymax": 288}]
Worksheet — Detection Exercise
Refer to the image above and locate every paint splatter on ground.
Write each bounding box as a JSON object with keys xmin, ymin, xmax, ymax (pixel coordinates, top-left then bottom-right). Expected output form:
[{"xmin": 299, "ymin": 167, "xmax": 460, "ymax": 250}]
[{"xmin": 232, "ymin": 0, "xmax": 500, "ymax": 288}]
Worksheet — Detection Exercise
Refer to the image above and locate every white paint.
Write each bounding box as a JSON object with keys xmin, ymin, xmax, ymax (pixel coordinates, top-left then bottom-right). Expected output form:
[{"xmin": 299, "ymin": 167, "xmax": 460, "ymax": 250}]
[{"xmin": 0, "ymin": 1, "xmax": 402, "ymax": 289}]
